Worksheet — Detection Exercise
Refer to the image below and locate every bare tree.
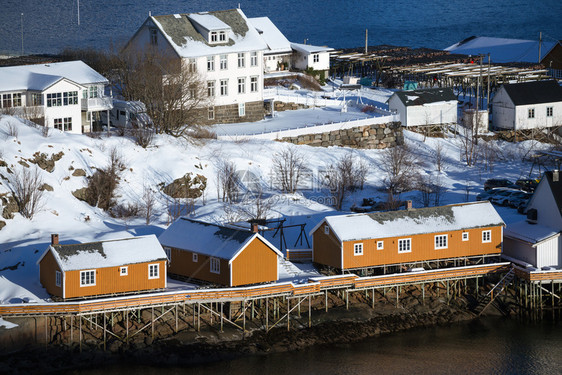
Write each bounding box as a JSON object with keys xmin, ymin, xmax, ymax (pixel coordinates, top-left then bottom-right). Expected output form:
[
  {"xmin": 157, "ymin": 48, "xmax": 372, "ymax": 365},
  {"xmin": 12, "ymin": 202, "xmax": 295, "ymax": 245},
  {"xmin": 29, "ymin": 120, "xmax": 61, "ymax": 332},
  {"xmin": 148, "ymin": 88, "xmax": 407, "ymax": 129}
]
[
  {"xmin": 272, "ymin": 146, "xmax": 306, "ymax": 193},
  {"xmin": 435, "ymin": 140, "xmax": 444, "ymax": 172},
  {"xmin": 84, "ymin": 148, "xmax": 125, "ymax": 211},
  {"xmin": 217, "ymin": 159, "xmax": 240, "ymax": 203},
  {"xmin": 380, "ymin": 144, "xmax": 419, "ymax": 196},
  {"xmin": 142, "ymin": 183, "xmax": 156, "ymax": 225},
  {"xmin": 235, "ymin": 189, "xmax": 275, "ymax": 222},
  {"xmin": 9, "ymin": 167, "xmax": 45, "ymax": 219},
  {"xmin": 459, "ymin": 111, "xmax": 480, "ymax": 166},
  {"xmin": 323, "ymin": 153, "xmax": 365, "ymax": 210}
]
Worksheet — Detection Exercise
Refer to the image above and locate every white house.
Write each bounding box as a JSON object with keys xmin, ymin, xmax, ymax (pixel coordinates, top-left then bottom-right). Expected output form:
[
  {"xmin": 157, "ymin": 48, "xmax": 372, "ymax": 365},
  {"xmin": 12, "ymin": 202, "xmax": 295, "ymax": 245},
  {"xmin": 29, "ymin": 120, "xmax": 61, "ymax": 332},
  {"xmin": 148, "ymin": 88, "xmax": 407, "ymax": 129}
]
[
  {"xmin": 0, "ymin": 61, "xmax": 112, "ymax": 133},
  {"xmin": 248, "ymin": 17, "xmax": 293, "ymax": 73},
  {"xmin": 125, "ymin": 8, "xmax": 269, "ymax": 124},
  {"xmin": 491, "ymin": 80, "xmax": 562, "ymax": 130},
  {"xmin": 290, "ymin": 42, "xmax": 333, "ymax": 77},
  {"xmin": 387, "ymin": 88, "xmax": 458, "ymax": 127},
  {"xmin": 503, "ymin": 170, "xmax": 562, "ymax": 269}
]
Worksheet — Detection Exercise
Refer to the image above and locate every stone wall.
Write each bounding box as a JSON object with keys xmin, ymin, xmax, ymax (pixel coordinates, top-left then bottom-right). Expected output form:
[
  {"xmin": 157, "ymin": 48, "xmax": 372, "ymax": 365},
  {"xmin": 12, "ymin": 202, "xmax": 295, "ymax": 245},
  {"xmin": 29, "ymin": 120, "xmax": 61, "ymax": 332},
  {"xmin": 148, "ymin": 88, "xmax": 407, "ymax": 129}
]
[
  {"xmin": 281, "ymin": 122, "xmax": 403, "ymax": 149},
  {"xmin": 199, "ymin": 101, "xmax": 265, "ymax": 125},
  {"xmin": 274, "ymin": 102, "xmax": 309, "ymax": 112}
]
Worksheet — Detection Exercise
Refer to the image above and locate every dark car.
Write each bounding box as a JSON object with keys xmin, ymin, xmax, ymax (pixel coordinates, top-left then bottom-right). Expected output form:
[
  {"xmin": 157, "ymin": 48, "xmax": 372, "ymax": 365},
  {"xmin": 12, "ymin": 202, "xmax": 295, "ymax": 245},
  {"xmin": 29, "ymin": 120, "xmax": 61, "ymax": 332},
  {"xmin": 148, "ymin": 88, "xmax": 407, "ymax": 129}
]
[
  {"xmin": 515, "ymin": 178, "xmax": 539, "ymax": 192},
  {"xmin": 505, "ymin": 191, "xmax": 532, "ymax": 208},
  {"xmin": 489, "ymin": 189, "xmax": 524, "ymax": 206},
  {"xmin": 484, "ymin": 178, "xmax": 514, "ymax": 191},
  {"xmin": 476, "ymin": 188, "xmax": 504, "ymax": 201}
]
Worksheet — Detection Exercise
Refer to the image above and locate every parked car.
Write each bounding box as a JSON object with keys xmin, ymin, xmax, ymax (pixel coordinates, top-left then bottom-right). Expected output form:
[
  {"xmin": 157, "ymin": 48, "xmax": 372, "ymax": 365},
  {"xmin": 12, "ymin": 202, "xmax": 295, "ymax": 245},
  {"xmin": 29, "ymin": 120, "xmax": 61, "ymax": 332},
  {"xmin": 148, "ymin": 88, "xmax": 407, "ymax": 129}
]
[
  {"xmin": 484, "ymin": 178, "xmax": 514, "ymax": 191},
  {"xmin": 489, "ymin": 188, "xmax": 524, "ymax": 206},
  {"xmin": 515, "ymin": 178, "xmax": 539, "ymax": 192},
  {"xmin": 505, "ymin": 191, "xmax": 532, "ymax": 208},
  {"xmin": 476, "ymin": 188, "xmax": 504, "ymax": 201}
]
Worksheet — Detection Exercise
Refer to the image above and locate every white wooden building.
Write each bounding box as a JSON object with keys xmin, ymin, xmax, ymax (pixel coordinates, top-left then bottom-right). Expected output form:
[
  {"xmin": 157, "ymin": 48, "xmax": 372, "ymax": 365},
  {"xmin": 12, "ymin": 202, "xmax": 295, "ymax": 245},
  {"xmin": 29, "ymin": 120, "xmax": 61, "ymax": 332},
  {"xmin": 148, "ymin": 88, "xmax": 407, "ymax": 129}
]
[
  {"xmin": 290, "ymin": 43, "xmax": 333, "ymax": 76},
  {"xmin": 491, "ymin": 80, "xmax": 562, "ymax": 130},
  {"xmin": 503, "ymin": 170, "xmax": 562, "ymax": 269},
  {"xmin": 387, "ymin": 88, "xmax": 458, "ymax": 127},
  {"xmin": 0, "ymin": 61, "xmax": 112, "ymax": 133}
]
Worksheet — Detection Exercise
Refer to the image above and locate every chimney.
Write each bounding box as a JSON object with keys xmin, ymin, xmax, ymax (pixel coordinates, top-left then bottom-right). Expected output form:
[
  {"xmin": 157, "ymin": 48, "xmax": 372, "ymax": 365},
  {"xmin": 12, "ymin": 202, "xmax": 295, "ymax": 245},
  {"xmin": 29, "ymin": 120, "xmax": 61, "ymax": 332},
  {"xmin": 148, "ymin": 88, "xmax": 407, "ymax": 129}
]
[
  {"xmin": 553, "ymin": 170, "xmax": 559, "ymax": 182},
  {"xmin": 251, "ymin": 222, "xmax": 259, "ymax": 233},
  {"xmin": 406, "ymin": 200, "xmax": 413, "ymax": 210},
  {"xmin": 51, "ymin": 234, "xmax": 59, "ymax": 245}
]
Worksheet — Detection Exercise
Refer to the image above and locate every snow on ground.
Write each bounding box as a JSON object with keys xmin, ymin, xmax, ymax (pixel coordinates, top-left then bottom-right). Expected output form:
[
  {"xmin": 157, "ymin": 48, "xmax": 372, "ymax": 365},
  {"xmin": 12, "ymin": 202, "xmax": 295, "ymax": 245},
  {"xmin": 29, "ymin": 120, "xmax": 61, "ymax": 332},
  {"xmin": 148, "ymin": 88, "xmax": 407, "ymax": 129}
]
[{"xmin": 0, "ymin": 101, "xmax": 548, "ymax": 306}]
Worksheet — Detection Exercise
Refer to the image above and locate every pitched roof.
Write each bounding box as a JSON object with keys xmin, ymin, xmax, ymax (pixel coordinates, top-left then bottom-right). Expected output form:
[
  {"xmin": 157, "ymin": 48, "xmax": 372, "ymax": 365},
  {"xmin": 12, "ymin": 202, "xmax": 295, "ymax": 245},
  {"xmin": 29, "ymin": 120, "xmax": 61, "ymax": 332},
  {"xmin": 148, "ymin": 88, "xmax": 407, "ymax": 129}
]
[
  {"xmin": 542, "ymin": 170, "xmax": 562, "ymax": 214},
  {"xmin": 445, "ymin": 36, "xmax": 557, "ymax": 64},
  {"xmin": 0, "ymin": 61, "xmax": 108, "ymax": 93},
  {"xmin": 500, "ymin": 80, "xmax": 562, "ymax": 106},
  {"xmin": 391, "ymin": 87, "xmax": 457, "ymax": 107},
  {"xmin": 504, "ymin": 220, "xmax": 559, "ymax": 245},
  {"xmin": 290, "ymin": 42, "xmax": 334, "ymax": 54},
  {"xmin": 151, "ymin": 9, "xmax": 268, "ymax": 58},
  {"xmin": 158, "ymin": 218, "xmax": 282, "ymax": 262},
  {"xmin": 315, "ymin": 201, "xmax": 504, "ymax": 242},
  {"xmin": 42, "ymin": 235, "xmax": 167, "ymax": 272},
  {"xmin": 248, "ymin": 17, "xmax": 292, "ymax": 55}
]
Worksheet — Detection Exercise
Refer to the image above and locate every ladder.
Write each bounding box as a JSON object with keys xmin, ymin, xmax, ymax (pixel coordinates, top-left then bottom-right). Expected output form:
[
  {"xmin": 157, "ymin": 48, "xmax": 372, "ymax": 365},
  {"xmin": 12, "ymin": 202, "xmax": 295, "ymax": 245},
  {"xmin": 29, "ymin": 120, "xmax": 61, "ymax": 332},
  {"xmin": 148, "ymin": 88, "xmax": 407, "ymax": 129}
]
[{"xmin": 473, "ymin": 267, "xmax": 515, "ymax": 316}]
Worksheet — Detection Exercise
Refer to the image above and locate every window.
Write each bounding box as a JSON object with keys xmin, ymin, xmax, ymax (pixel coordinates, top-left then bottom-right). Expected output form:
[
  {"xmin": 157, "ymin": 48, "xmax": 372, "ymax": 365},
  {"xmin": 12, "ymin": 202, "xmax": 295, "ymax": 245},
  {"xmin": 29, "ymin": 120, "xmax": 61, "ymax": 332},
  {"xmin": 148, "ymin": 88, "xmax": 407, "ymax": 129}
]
[
  {"xmin": 164, "ymin": 247, "xmax": 171, "ymax": 262},
  {"xmin": 528, "ymin": 108, "xmax": 535, "ymax": 119},
  {"xmin": 207, "ymin": 56, "xmax": 215, "ymax": 71},
  {"xmin": 47, "ymin": 93, "xmax": 61, "ymax": 107},
  {"xmin": 434, "ymin": 234, "xmax": 447, "ymax": 249},
  {"xmin": 220, "ymin": 54, "xmax": 228, "ymax": 70},
  {"xmin": 2, "ymin": 93, "xmax": 12, "ymax": 108},
  {"xmin": 208, "ymin": 106, "xmax": 215, "ymax": 120},
  {"xmin": 377, "ymin": 241, "xmax": 384, "ymax": 250},
  {"xmin": 238, "ymin": 102, "xmax": 245, "ymax": 117},
  {"xmin": 120, "ymin": 266, "xmax": 128, "ymax": 276},
  {"xmin": 149, "ymin": 28, "xmax": 158, "ymax": 45},
  {"xmin": 188, "ymin": 84, "xmax": 197, "ymax": 99},
  {"xmin": 12, "ymin": 93, "xmax": 22, "ymax": 107},
  {"xmin": 89, "ymin": 86, "xmax": 98, "ymax": 99},
  {"xmin": 54, "ymin": 118, "xmax": 63, "ymax": 130},
  {"xmin": 188, "ymin": 58, "xmax": 196, "ymax": 72},
  {"xmin": 207, "ymin": 81, "xmax": 215, "ymax": 97},
  {"xmin": 482, "ymin": 230, "xmax": 491, "ymax": 243},
  {"xmin": 238, "ymin": 53, "xmax": 245, "ymax": 68},
  {"xmin": 220, "ymin": 79, "xmax": 228, "ymax": 96},
  {"xmin": 31, "ymin": 93, "xmax": 42, "ymax": 106},
  {"xmin": 210, "ymin": 31, "xmax": 217, "ymax": 43},
  {"xmin": 313, "ymin": 54, "xmax": 319, "ymax": 63},
  {"xmin": 238, "ymin": 77, "xmax": 245, "ymax": 94},
  {"xmin": 250, "ymin": 51, "xmax": 258, "ymax": 67},
  {"xmin": 219, "ymin": 31, "xmax": 227, "ymax": 42},
  {"xmin": 80, "ymin": 270, "xmax": 95, "ymax": 286},
  {"xmin": 354, "ymin": 243, "xmax": 363, "ymax": 256},
  {"xmin": 210, "ymin": 257, "xmax": 220, "ymax": 274},
  {"xmin": 55, "ymin": 271, "xmax": 61, "ymax": 287},
  {"xmin": 462, "ymin": 232, "xmax": 469, "ymax": 241},
  {"xmin": 63, "ymin": 117, "xmax": 72, "ymax": 131},
  {"xmin": 148, "ymin": 264, "xmax": 159, "ymax": 279},
  {"xmin": 547, "ymin": 107, "xmax": 553, "ymax": 117},
  {"xmin": 324, "ymin": 225, "xmax": 329, "ymax": 235},
  {"xmin": 250, "ymin": 76, "xmax": 258, "ymax": 92},
  {"xmin": 193, "ymin": 253, "xmax": 198, "ymax": 262},
  {"xmin": 63, "ymin": 91, "xmax": 78, "ymax": 105},
  {"xmin": 398, "ymin": 238, "xmax": 411, "ymax": 253}
]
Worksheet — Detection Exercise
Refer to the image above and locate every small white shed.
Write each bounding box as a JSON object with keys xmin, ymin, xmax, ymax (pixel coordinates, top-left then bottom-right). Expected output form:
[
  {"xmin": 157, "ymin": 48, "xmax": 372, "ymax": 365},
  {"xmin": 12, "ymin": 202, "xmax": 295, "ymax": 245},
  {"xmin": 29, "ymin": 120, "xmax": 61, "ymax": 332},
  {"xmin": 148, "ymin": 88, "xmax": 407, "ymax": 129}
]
[
  {"xmin": 388, "ymin": 88, "xmax": 458, "ymax": 127},
  {"xmin": 503, "ymin": 221, "xmax": 560, "ymax": 269}
]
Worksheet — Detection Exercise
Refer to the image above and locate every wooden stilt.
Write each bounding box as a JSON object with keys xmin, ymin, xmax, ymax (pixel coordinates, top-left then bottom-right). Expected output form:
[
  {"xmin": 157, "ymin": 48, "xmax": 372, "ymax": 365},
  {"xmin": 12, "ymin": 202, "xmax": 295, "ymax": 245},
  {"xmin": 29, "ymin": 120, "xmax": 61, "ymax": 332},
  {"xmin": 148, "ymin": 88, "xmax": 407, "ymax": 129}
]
[
  {"xmin": 266, "ymin": 298, "xmax": 269, "ymax": 331},
  {"xmin": 103, "ymin": 313, "xmax": 106, "ymax": 351},
  {"xmin": 287, "ymin": 298, "xmax": 290, "ymax": 331},
  {"xmin": 308, "ymin": 295, "xmax": 312, "ymax": 328}
]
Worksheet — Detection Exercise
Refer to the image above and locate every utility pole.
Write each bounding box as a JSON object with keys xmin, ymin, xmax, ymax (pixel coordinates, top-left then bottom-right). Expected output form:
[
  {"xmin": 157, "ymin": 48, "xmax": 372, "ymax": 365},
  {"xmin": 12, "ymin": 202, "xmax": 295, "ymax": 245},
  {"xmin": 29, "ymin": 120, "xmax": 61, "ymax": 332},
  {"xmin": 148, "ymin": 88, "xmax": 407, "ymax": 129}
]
[
  {"xmin": 474, "ymin": 54, "xmax": 483, "ymax": 143},
  {"xmin": 538, "ymin": 31, "xmax": 542, "ymax": 63},
  {"xmin": 486, "ymin": 53, "xmax": 491, "ymax": 111},
  {"xmin": 20, "ymin": 13, "xmax": 24, "ymax": 55},
  {"xmin": 77, "ymin": 0, "xmax": 80, "ymax": 26},
  {"xmin": 365, "ymin": 29, "xmax": 368, "ymax": 55}
]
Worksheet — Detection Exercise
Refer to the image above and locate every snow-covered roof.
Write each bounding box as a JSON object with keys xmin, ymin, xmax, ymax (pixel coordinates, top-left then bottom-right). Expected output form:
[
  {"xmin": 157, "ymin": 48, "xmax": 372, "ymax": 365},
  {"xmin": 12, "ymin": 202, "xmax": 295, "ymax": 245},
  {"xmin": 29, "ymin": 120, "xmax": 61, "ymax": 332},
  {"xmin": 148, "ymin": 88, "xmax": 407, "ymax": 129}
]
[
  {"xmin": 0, "ymin": 61, "xmax": 108, "ymax": 93},
  {"xmin": 248, "ymin": 17, "xmax": 292, "ymax": 55},
  {"xmin": 504, "ymin": 221, "xmax": 559, "ymax": 245},
  {"xmin": 150, "ymin": 9, "xmax": 268, "ymax": 58},
  {"xmin": 291, "ymin": 42, "xmax": 334, "ymax": 55},
  {"xmin": 391, "ymin": 87, "xmax": 457, "ymax": 107},
  {"xmin": 188, "ymin": 13, "xmax": 230, "ymax": 31},
  {"xmin": 314, "ymin": 201, "xmax": 504, "ymax": 242},
  {"xmin": 445, "ymin": 36, "xmax": 557, "ymax": 64},
  {"xmin": 42, "ymin": 235, "xmax": 167, "ymax": 272},
  {"xmin": 158, "ymin": 218, "xmax": 282, "ymax": 262}
]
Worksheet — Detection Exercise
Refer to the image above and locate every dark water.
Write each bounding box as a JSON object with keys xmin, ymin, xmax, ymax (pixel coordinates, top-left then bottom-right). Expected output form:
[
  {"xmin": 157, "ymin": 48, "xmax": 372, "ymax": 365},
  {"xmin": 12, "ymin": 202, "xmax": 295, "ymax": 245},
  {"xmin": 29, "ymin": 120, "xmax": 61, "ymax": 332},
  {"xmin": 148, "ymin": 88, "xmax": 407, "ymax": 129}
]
[
  {"xmin": 1, "ymin": 0, "xmax": 560, "ymax": 55},
  {"xmin": 75, "ymin": 318, "xmax": 562, "ymax": 375}
]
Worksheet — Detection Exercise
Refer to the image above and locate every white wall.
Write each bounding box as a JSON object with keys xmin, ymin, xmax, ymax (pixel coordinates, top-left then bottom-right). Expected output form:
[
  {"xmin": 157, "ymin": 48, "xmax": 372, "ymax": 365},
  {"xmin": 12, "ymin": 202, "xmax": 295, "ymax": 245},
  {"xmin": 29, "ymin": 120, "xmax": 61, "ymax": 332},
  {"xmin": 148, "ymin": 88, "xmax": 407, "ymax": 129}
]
[
  {"xmin": 388, "ymin": 95, "xmax": 407, "ymax": 126},
  {"xmin": 527, "ymin": 179, "xmax": 562, "ymax": 229},
  {"xmin": 292, "ymin": 50, "xmax": 330, "ymax": 72},
  {"xmin": 536, "ymin": 237, "xmax": 560, "ymax": 268},
  {"xmin": 514, "ymin": 102, "xmax": 562, "ymax": 130},
  {"xmin": 491, "ymin": 87, "xmax": 515, "ymax": 129},
  {"xmin": 503, "ymin": 237, "xmax": 537, "ymax": 266},
  {"xmin": 43, "ymin": 80, "xmax": 83, "ymax": 134}
]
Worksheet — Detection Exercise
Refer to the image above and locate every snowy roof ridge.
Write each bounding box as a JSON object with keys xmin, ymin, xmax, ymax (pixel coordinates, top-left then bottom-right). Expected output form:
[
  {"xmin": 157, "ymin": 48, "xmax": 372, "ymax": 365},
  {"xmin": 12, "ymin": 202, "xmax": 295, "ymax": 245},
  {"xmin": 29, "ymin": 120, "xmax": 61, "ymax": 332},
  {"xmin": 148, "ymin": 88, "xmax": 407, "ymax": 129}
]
[
  {"xmin": 317, "ymin": 201, "xmax": 504, "ymax": 242},
  {"xmin": 392, "ymin": 87, "xmax": 457, "ymax": 106},
  {"xmin": 504, "ymin": 220, "xmax": 560, "ymax": 245},
  {"xmin": 248, "ymin": 17, "xmax": 292, "ymax": 54},
  {"xmin": 290, "ymin": 42, "xmax": 334, "ymax": 54}
]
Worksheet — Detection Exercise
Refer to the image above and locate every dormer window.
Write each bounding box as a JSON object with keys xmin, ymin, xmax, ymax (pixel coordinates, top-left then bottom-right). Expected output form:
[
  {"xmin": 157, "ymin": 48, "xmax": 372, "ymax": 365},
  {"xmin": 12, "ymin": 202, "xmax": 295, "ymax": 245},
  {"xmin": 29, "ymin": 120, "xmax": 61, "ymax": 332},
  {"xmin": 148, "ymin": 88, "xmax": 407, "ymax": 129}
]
[
  {"xmin": 219, "ymin": 31, "xmax": 226, "ymax": 42},
  {"xmin": 211, "ymin": 31, "xmax": 218, "ymax": 43}
]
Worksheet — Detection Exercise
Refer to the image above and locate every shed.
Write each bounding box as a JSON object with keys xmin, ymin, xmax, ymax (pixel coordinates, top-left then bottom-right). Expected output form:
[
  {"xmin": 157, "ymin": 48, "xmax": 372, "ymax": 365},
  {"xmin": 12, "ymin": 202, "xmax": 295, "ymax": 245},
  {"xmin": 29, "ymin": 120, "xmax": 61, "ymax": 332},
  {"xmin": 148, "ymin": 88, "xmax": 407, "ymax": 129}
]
[
  {"xmin": 158, "ymin": 218, "xmax": 282, "ymax": 286},
  {"xmin": 503, "ymin": 221, "xmax": 560, "ymax": 269},
  {"xmin": 388, "ymin": 88, "xmax": 458, "ymax": 127},
  {"xmin": 38, "ymin": 234, "xmax": 167, "ymax": 300}
]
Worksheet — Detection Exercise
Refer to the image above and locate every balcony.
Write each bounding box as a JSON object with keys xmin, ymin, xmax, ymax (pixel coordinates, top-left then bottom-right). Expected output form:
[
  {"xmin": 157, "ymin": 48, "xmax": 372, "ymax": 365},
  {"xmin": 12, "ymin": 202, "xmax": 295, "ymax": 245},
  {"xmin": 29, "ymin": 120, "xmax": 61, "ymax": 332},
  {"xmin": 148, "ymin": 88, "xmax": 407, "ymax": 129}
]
[{"xmin": 81, "ymin": 96, "xmax": 113, "ymax": 111}]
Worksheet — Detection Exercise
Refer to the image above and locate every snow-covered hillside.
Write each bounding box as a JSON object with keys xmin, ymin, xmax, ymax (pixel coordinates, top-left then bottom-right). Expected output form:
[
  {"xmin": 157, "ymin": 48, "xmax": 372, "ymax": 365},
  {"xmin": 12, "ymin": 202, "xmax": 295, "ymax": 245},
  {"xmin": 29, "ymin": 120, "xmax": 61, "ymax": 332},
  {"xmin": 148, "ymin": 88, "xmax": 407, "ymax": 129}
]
[{"xmin": 0, "ymin": 113, "xmax": 547, "ymax": 308}]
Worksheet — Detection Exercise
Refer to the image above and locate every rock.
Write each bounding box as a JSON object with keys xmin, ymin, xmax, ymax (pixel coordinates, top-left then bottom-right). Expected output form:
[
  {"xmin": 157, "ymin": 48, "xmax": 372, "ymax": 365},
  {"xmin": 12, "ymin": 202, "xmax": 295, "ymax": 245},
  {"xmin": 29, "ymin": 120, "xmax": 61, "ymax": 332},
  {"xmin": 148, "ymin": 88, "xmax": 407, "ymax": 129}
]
[
  {"xmin": 39, "ymin": 183, "xmax": 53, "ymax": 192},
  {"xmin": 0, "ymin": 221, "xmax": 5, "ymax": 230},
  {"xmin": 28, "ymin": 151, "xmax": 64, "ymax": 173},
  {"xmin": 72, "ymin": 169, "xmax": 86, "ymax": 177},
  {"xmin": 1, "ymin": 194, "xmax": 18, "ymax": 219},
  {"xmin": 72, "ymin": 188, "xmax": 88, "ymax": 202},
  {"xmin": 162, "ymin": 173, "xmax": 207, "ymax": 199}
]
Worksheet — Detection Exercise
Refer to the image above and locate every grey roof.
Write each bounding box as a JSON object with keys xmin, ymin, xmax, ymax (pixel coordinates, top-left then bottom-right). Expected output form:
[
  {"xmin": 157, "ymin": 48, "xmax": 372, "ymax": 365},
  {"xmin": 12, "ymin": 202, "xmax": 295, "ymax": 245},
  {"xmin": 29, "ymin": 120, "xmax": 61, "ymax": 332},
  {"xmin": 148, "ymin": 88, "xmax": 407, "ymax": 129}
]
[
  {"xmin": 392, "ymin": 87, "xmax": 457, "ymax": 107},
  {"xmin": 501, "ymin": 80, "xmax": 562, "ymax": 106}
]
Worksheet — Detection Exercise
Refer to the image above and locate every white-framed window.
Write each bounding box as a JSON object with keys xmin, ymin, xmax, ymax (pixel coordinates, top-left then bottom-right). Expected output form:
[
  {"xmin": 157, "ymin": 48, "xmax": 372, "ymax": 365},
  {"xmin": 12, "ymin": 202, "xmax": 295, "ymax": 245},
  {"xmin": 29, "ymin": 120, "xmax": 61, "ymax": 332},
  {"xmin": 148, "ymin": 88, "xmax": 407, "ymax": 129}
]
[
  {"xmin": 207, "ymin": 81, "xmax": 215, "ymax": 97},
  {"xmin": 220, "ymin": 54, "xmax": 228, "ymax": 70},
  {"xmin": 354, "ymin": 243, "xmax": 363, "ymax": 256},
  {"xmin": 55, "ymin": 270, "xmax": 61, "ymax": 287},
  {"xmin": 31, "ymin": 93, "xmax": 42, "ymax": 106},
  {"xmin": 148, "ymin": 264, "xmax": 159, "ymax": 279},
  {"xmin": 46, "ymin": 93, "xmax": 61, "ymax": 107},
  {"xmin": 482, "ymin": 230, "xmax": 491, "ymax": 243},
  {"xmin": 238, "ymin": 102, "xmax": 246, "ymax": 117},
  {"xmin": 250, "ymin": 51, "xmax": 258, "ymax": 66},
  {"xmin": 207, "ymin": 56, "xmax": 215, "ymax": 71},
  {"xmin": 63, "ymin": 91, "xmax": 78, "ymax": 105},
  {"xmin": 219, "ymin": 31, "xmax": 227, "ymax": 42},
  {"xmin": 193, "ymin": 253, "xmax": 198, "ymax": 262},
  {"xmin": 398, "ymin": 238, "xmax": 411, "ymax": 253},
  {"xmin": 220, "ymin": 79, "xmax": 228, "ymax": 96},
  {"xmin": 238, "ymin": 77, "xmax": 246, "ymax": 94},
  {"xmin": 88, "ymin": 86, "xmax": 98, "ymax": 99},
  {"xmin": 208, "ymin": 106, "xmax": 215, "ymax": 120},
  {"xmin": 54, "ymin": 118, "xmax": 63, "ymax": 130},
  {"xmin": 149, "ymin": 28, "xmax": 158, "ymax": 45},
  {"xmin": 80, "ymin": 270, "xmax": 95, "ymax": 286},
  {"xmin": 2, "ymin": 93, "xmax": 12, "ymax": 108},
  {"xmin": 164, "ymin": 247, "xmax": 171, "ymax": 262},
  {"xmin": 547, "ymin": 107, "xmax": 553, "ymax": 117},
  {"xmin": 313, "ymin": 54, "xmax": 319, "ymax": 63},
  {"xmin": 377, "ymin": 241, "xmax": 384, "ymax": 250},
  {"xmin": 528, "ymin": 108, "xmax": 535, "ymax": 119},
  {"xmin": 434, "ymin": 234, "xmax": 448, "ymax": 249},
  {"xmin": 12, "ymin": 93, "xmax": 22, "ymax": 107},
  {"xmin": 63, "ymin": 117, "xmax": 72, "ymax": 131},
  {"xmin": 250, "ymin": 76, "xmax": 258, "ymax": 92},
  {"xmin": 210, "ymin": 31, "xmax": 217, "ymax": 43},
  {"xmin": 188, "ymin": 58, "xmax": 196, "ymax": 72},
  {"xmin": 324, "ymin": 225, "xmax": 329, "ymax": 235},
  {"xmin": 238, "ymin": 52, "xmax": 245, "ymax": 68},
  {"xmin": 210, "ymin": 257, "xmax": 220, "ymax": 274},
  {"xmin": 462, "ymin": 232, "xmax": 469, "ymax": 241},
  {"xmin": 120, "ymin": 266, "xmax": 128, "ymax": 276}
]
